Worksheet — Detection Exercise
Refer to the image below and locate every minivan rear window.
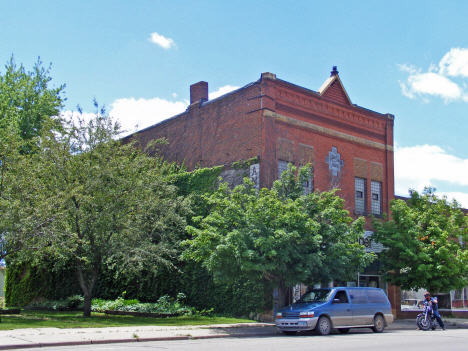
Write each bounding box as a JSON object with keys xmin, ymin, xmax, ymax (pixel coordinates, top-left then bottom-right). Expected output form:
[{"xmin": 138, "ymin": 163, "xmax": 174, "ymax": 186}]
[
  {"xmin": 348, "ymin": 289, "xmax": 368, "ymax": 304},
  {"xmin": 366, "ymin": 289, "xmax": 388, "ymax": 304}
]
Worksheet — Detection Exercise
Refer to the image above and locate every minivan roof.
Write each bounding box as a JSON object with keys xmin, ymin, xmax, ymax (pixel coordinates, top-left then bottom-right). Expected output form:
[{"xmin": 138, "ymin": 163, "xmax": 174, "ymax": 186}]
[{"xmin": 307, "ymin": 287, "xmax": 383, "ymax": 291}]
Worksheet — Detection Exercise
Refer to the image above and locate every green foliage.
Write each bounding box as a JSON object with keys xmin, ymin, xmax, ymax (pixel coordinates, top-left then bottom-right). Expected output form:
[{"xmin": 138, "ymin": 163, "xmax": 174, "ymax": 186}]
[
  {"xmin": 27, "ymin": 295, "xmax": 84, "ymax": 311},
  {"xmin": 175, "ymin": 259, "xmax": 272, "ymax": 316},
  {"xmin": 89, "ymin": 294, "xmax": 203, "ymax": 315},
  {"xmin": 1, "ymin": 56, "xmax": 65, "ymax": 260},
  {"xmin": 172, "ymin": 166, "xmax": 223, "ymax": 196},
  {"xmin": 5, "ymin": 259, "xmax": 82, "ymax": 307},
  {"xmin": 5, "ymin": 255, "xmax": 270, "ymax": 316},
  {"xmin": 170, "ymin": 166, "xmax": 224, "ymax": 230},
  {"xmin": 4, "ymin": 139, "xmax": 268, "ymax": 316},
  {"xmin": 231, "ymin": 157, "xmax": 259, "ymax": 170},
  {"xmin": 372, "ymin": 187, "xmax": 468, "ymax": 293},
  {"xmin": 1, "ymin": 105, "xmax": 191, "ymax": 317},
  {"xmin": 0, "ymin": 124, "xmax": 25, "ymax": 261},
  {"xmin": 274, "ymin": 163, "xmax": 313, "ymax": 200},
  {"xmin": 183, "ymin": 165, "xmax": 374, "ymax": 307},
  {"xmin": 27, "ymin": 294, "xmax": 201, "ymax": 315},
  {"xmin": 4, "ymin": 264, "xmax": 49, "ymax": 307},
  {"xmin": 0, "ymin": 56, "xmax": 65, "ymax": 152}
]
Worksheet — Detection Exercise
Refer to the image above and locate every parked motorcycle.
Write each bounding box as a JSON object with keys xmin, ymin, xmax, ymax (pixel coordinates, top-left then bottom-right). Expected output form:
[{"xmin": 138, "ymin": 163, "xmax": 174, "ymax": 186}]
[{"xmin": 416, "ymin": 305, "xmax": 438, "ymax": 331}]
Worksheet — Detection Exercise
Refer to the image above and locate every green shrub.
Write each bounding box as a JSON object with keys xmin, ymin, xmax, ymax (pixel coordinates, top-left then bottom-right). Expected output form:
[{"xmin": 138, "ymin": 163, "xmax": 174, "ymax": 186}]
[
  {"xmin": 27, "ymin": 295, "xmax": 84, "ymax": 310},
  {"xmin": 89, "ymin": 294, "xmax": 202, "ymax": 316}
]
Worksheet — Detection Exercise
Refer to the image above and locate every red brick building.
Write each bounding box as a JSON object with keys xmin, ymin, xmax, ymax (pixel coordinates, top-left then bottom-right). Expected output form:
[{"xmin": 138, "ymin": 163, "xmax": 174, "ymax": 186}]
[
  {"xmin": 123, "ymin": 67, "xmax": 400, "ymax": 316},
  {"xmin": 124, "ymin": 67, "xmax": 394, "ymax": 219}
]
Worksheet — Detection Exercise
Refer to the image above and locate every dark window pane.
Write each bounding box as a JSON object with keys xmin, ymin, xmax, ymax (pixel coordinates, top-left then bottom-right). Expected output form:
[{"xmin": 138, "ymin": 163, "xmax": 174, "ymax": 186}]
[
  {"xmin": 366, "ymin": 290, "xmax": 387, "ymax": 304},
  {"xmin": 349, "ymin": 289, "xmax": 368, "ymax": 304}
]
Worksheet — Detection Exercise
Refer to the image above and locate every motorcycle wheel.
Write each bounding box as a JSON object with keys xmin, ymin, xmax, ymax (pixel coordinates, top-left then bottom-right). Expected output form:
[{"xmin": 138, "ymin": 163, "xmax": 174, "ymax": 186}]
[
  {"xmin": 416, "ymin": 315, "xmax": 424, "ymax": 329},
  {"xmin": 419, "ymin": 315, "xmax": 432, "ymax": 331}
]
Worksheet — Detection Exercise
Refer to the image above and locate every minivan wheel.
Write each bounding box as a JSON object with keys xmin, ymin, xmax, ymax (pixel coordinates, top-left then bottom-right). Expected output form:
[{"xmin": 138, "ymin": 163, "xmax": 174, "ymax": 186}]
[
  {"xmin": 283, "ymin": 331, "xmax": 297, "ymax": 336},
  {"xmin": 337, "ymin": 328, "xmax": 350, "ymax": 334},
  {"xmin": 371, "ymin": 315, "xmax": 385, "ymax": 333},
  {"xmin": 315, "ymin": 316, "xmax": 331, "ymax": 335}
]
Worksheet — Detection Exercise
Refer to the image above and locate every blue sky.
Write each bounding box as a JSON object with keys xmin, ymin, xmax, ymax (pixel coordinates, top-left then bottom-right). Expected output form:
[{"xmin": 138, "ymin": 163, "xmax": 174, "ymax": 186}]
[{"xmin": 2, "ymin": 0, "xmax": 468, "ymax": 205}]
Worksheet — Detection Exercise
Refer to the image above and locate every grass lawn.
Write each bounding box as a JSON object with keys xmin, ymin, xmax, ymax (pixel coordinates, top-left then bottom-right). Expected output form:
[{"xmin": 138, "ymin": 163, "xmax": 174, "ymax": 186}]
[{"xmin": 0, "ymin": 311, "xmax": 253, "ymax": 330}]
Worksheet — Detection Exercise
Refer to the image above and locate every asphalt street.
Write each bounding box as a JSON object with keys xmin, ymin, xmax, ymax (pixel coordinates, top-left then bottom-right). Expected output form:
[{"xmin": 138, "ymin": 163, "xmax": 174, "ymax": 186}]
[{"xmin": 14, "ymin": 329, "xmax": 468, "ymax": 351}]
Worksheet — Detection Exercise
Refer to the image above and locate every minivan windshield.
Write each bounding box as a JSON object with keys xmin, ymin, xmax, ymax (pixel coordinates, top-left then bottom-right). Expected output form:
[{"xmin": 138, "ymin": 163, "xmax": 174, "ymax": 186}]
[{"xmin": 295, "ymin": 289, "xmax": 332, "ymax": 304}]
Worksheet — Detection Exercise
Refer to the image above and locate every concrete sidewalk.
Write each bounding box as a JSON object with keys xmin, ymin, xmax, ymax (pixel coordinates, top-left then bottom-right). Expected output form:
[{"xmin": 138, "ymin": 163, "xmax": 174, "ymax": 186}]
[{"xmin": 0, "ymin": 318, "xmax": 467, "ymax": 350}]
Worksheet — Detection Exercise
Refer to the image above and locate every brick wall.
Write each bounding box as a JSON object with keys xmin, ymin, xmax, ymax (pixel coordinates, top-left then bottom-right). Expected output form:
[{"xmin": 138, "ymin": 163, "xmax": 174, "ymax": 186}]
[
  {"xmin": 123, "ymin": 70, "xmax": 398, "ymax": 314},
  {"xmin": 321, "ymin": 80, "xmax": 350, "ymax": 106},
  {"xmin": 259, "ymin": 76, "xmax": 394, "ymax": 220},
  {"xmin": 123, "ymin": 81, "xmax": 264, "ymax": 171},
  {"xmin": 124, "ymin": 71, "xmax": 395, "ymax": 221}
]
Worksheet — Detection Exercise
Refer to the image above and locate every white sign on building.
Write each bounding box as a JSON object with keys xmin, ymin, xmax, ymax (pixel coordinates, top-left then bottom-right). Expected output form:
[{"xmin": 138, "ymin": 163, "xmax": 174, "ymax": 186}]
[
  {"xmin": 360, "ymin": 231, "xmax": 385, "ymax": 253},
  {"xmin": 250, "ymin": 163, "xmax": 260, "ymax": 190}
]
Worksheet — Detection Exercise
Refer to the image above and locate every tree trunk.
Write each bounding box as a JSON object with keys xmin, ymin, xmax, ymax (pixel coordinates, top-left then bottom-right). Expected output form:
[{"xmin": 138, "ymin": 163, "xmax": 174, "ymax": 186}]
[
  {"xmin": 75, "ymin": 257, "xmax": 100, "ymax": 318},
  {"xmin": 276, "ymin": 280, "xmax": 289, "ymax": 310},
  {"xmin": 83, "ymin": 293, "xmax": 92, "ymax": 317}
]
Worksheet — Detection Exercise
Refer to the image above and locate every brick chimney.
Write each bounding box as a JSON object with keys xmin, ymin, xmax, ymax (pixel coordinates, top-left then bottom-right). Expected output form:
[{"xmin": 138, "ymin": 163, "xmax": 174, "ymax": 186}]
[{"xmin": 190, "ymin": 81, "xmax": 208, "ymax": 104}]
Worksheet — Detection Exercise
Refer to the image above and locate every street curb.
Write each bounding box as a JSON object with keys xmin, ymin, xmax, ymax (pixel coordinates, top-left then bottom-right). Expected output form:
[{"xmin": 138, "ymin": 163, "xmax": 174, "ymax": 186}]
[{"xmin": 0, "ymin": 333, "xmax": 279, "ymax": 350}]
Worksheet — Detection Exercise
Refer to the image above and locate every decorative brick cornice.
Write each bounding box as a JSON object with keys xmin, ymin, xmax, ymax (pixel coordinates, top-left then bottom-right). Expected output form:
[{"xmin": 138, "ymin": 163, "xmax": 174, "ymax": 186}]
[
  {"xmin": 265, "ymin": 111, "xmax": 393, "ymax": 152},
  {"xmin": 276, "ymin": 88, "xmax": 389, "ymax": 131}
]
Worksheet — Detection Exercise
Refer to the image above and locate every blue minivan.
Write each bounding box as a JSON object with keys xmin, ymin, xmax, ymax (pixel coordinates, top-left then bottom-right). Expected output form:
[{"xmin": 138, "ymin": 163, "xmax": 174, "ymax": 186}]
[{"xmin": 275, "ymin": 287, "xmax": 394, "ymax": 335}]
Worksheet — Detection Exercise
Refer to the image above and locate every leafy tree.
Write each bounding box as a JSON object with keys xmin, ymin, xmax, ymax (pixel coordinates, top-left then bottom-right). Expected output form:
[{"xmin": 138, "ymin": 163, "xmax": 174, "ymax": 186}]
[
  {"xmin": 372, "ymin": 187, "xmax": 468, "ymax": 293},
  {"xmin": 1, "ymin": 104, "xmax": 190, "ymax": 316},
  {"xmin": 182, "ymin": 165, "xmax": 374, "ymax": 308},
  {"xmin": 0, "ymin": 56, "xmax": 65, "ymax": 152},
  {"xmin": 0, "ymin": 122, "xmax": 26, "ymax": 261}
]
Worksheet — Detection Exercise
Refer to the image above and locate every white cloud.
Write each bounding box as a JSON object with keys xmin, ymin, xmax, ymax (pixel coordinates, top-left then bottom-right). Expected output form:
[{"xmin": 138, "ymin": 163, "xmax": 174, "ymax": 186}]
[
  {"xmin": 148, "ymin": 32, "xmax": 176, "ymax": 49},
  {"xmin": 209, "ymin": 85, "xmax": 239, "ymax": 100},
  {"xmin": 399, "ymin": 47, "xmax": 468, "ymax": 103},
  {"xmin": 395, "ymin": 144, "xmax": 468, "ymax": 206},
  {"xmin": 437, "ymin": 191, "xmax": 468, "ymax": 208},
  {"xmin": 439, "ymin": 47, "xmax": 468, "ymax": 78},
  {"xmin": 109, "ymin": 86, "xmax": 239, "ymax": 135},
  {"xmin": 399, "ymin": 68, "xmax": 464, "ymax": 102},
  {"xmin": 66, "ymin": 83, "xmax": 239, "ymax": 139},
  {"xmin": 109, "ymin": 97, "xmax": 188, "ymax": 136}
]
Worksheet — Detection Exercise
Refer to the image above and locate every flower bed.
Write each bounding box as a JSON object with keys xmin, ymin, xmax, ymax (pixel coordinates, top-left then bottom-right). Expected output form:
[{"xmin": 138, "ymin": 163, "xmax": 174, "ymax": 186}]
[{"xmin": 25, "ymin": 293, "xmax": 213, "ymax": 316}]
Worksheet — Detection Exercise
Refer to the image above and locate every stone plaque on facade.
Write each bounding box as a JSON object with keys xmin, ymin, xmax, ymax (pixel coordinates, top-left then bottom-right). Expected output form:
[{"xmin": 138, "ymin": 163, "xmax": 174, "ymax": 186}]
[
  {"xmin": 250, "ymin": 163, "xmax": 260, "ymax": 190},
  {"xmin": 325, "ymin": 147, "xmax": 344, "ymax": 176}
]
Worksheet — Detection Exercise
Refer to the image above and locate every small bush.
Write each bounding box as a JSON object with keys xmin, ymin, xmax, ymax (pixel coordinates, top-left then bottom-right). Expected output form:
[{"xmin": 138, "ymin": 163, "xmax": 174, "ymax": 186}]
[
  {"xmin": 27, "ymin": 294, "xmax": 212, "ymax": 316},
  {"xmin": 89, "ymin": 294, "xmax": 209, "ymax": 316},
  {"xmin": 27, "ymin": 295, "xmax": 84, "ymax": 310}
]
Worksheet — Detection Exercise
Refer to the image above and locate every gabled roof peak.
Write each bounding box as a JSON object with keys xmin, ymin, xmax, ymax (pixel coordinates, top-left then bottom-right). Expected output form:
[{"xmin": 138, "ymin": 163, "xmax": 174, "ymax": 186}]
[{"xmin": 318, "ymin": 66, "xmax": 352, "ymax": 106}]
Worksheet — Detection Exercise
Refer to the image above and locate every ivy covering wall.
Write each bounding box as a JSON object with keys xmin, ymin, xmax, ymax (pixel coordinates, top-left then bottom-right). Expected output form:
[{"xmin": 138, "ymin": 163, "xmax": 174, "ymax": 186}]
[
  {"xmin": 5, "ymin": 258, "xmax": 271, "ymax": 315},
  {"xmin": 5, "ymin": 163, "xmax": 272, "ymax": 316}
]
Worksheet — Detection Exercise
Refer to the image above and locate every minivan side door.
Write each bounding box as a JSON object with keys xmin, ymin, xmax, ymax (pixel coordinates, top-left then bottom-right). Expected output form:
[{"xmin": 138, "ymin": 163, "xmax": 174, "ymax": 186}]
[
  {"xmin": 348, "ymin": 289, "xmax": 372, "ymax": 325},
  {"xmin": 365, "ymin": 289, "xmax": 390, "ymax": 321},
  {"xmin": 330, "ymin": 290, "xmax": 352, "ymax": 327}
]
